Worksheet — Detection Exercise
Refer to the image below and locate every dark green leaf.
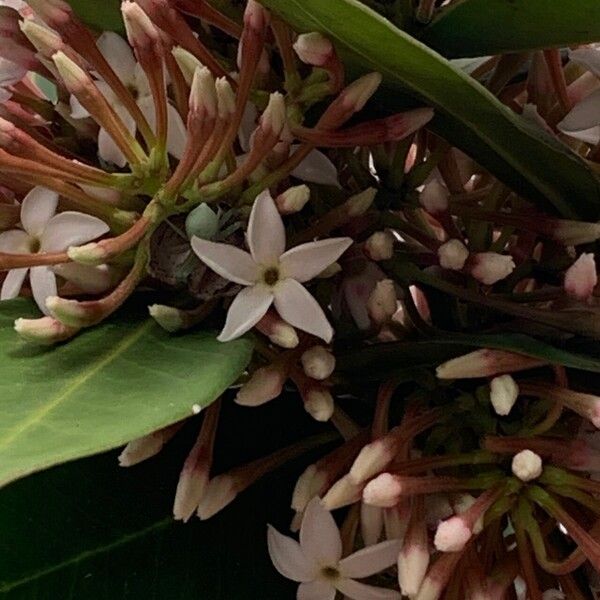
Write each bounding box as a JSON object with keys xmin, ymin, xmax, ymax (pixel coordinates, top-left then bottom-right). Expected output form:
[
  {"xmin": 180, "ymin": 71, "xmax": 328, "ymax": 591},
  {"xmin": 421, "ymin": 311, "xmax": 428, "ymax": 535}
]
[
  {"xmin": 259, "ymin": 0, "xmax": 600, "ymax": 220},
  {"xmin": 67, "ymin": 0, "xmax": 124, "ymax": 33},
  {"xmin": 0, "ymin": 299, "xmax": 253, "ymax": 489},
  {"xmin": 420, "ymin": 0, "xmax": 600, "ymax": 58}
]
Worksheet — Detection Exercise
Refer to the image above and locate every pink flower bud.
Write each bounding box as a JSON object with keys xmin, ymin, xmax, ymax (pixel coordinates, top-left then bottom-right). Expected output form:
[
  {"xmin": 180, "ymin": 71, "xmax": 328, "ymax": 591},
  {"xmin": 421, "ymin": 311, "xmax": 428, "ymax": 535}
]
[
  {"xmin": 275, "ymin": 185, "xmax": 310, "ymax": 214},
  {"xmin": 122, "ymin": 0, "xmax": 160, "ymax": 48},
  {"xmin": 470, "ymin": 252, "xmax": 515, "ymax": 285},
  {"xmin": 291, "ymin": 464, "xmax": 328, "ymax": 512},
  {"xmin": 365, "ymin": 231, "xmax": 395, "ymax": 261},
  {"xmin": 14, "ymin": 316, "xmax": 78, "ymax": 344},
  {"xmin": 436, "ymin": 349, "xmax": 546, "ymax": 379},
  {"xmin": 512, "ymin": 449, "xmax": 543, "ymax": 482},
  {"xmin": 342, "ymin": 72, "xmax": 382, "ymax": 112},
  {"xmin": 118, "ymin": 423, "xmax": 182, "ymax": 467},
  {"xmin": 489, "ymin": 374, "xmax": 519, "ymax": 416},
  {"xmin": 321, "ymin": 474, "xmax": 362, "ymax": 510},
  {"xmin": 420, "ymin": 180, "xmax": 449, "ymax": 214},
  {"xmin": 197, "ymin": 474, "xmax": 237, "ymax": 520},
  {"xmin": 398, "ymin": 498, "xmax": 429, "ymax": 597},
  {"xmin": 243, "ymin": 0, "xmax": 269, "ymax": 31},
  {"xmin": 564, "ymin": 253, "xmax": 597, "ymax": 300},
  {"xmin": 363, "ymin": 472, "xmax": 402, "ymax": 508},
  {"xmin": 361, "ymin": 502, "xmax": 384, "ymax": 546},
  {"xmin": 301, "ymin": 346, "xmax": 336, "ymax": 381},
  {"xmin": 367, "ymin": 279, "xmax": 397, "ymax": 325},
  {"xmin": 256, "ymin": 311, "xmax": 299, "ymax": 348},
  {"xmin": 434, "ymin": 515, "xmax": 472, "ymax": 552},
  {"xmin": 350, "ymin": 434, "xmax": 399, "ymax": 485},
  {"xmin": 20, "ymin": 20, "xmax": 63, "ymax": 57},
  {"xmin": 235, "ymin": 364, "xmax": 287, "ymax": 407},
  {"xmin": 293, "ymin": 32, "xmax": 333, "ymax": 66},
  {"xmin": 437, "ymin": 239, "xmax": 469, "ymax": 271}
]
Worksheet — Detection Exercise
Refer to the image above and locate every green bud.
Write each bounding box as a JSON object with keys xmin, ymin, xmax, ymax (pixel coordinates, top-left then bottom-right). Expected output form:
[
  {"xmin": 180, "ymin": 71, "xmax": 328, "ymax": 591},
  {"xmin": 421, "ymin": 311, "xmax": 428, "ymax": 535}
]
[{"xmin": 185, "ymin": 203, "xmax": 220, "ymax": 240}]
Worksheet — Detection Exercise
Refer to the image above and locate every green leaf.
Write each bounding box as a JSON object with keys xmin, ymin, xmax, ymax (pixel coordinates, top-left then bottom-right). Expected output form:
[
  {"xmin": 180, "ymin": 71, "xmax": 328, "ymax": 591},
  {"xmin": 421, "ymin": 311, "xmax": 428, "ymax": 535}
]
[
  {"xmin": 259, "ymin": 0, "xmax": 600, "ymax": 220},
  {"xmin": 0, "ymin": 399, "xmax": 315, "ymax": 598},
  {"xmin": 419, "ymin": 0, "xmax": 600, "ymax": 58},
  {"xmin": 67, "ymin": 0, "xmax": 124, "ymax": 33},
  {"xmin": 0, "ymin": 299, "xmax": 253, "ymax": 489}
]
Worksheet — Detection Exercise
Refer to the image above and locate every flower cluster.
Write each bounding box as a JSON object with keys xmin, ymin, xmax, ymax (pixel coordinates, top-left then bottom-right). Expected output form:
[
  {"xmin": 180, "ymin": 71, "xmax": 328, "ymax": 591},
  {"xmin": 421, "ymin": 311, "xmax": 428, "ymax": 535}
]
[{"xmin": 1, "ymin": 0, "xmax": 600, "ymax": 598}]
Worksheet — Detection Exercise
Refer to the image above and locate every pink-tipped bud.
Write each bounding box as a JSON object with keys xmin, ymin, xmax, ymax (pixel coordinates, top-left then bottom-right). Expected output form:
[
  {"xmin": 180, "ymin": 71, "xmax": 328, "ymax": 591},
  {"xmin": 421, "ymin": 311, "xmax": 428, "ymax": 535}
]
[
  {"xmin": 118, "ymin": 424, "xmax": 181, "ymax": 467},
  {"xmin": 365, "ymin": 231, "xmax": 395, "ymax": 261},
  {"xmin": 363, "ymin": 473, "xmax": 402, "ymax": 508},
  {"xmin": 512, "ymin": 449, "xmax": 543, "ymax": 482},
  {"xmin": 20, "ymin": 19, "xmax": 63, "ymax": 57},
  {"xmin": 553, "ymin": 220, "xmax": 600, "ymax": 246},
  {"xmin": 260, "ymin": 92, "xmax": 286, "ymax": 137},
  {"xmin": 190, "ymin": 66, "xmax": 217, "ymax": 119},
  {"xmin": 275, "ymin": 185, "xmax": 310, "ymax": 214},
  {"xmin": 470, "ymin": 252, "xmax": 515, "ymax": 285},
  {"xmin": 564, "ymin": 253, "xmax": 597, "ymax": 300},
  {"xmin": 256, "ymin": 311, "xmax": 299, "ymax": 348},
  {"xmin": 434, "ymin": 515, "xmax": 472, "ymax": 552},
  {"xmin": 215, "ymin": 77, "xmax": 236, "ymax": 120},
  {"xmin": 398, "ymin": 499, "xmax": 429, "ymax": 597},
  {"xmin": 350, "ymin": 435, "xmax": 399, "ymax": 484},
  {"xmin": 303, "ymin": 386, "xmax": 334, "ymax": 422},
  {"xmin": 52, "ymin": 50, "xmax": 88, "ymax": 92},
  {"xmin": 342, "ymin": 72, "xmax": 382, "ymax": 112},
  {"xmin": 438, "ymin": 239, "xmax": 469, "ymax": 271},
  {"xmin": 291, "ymin": 465, "xmax": 328, "ymax": 512},
  {"xmin": 243, "ymin": 0, "xmax": 269, "ymax": 31},
  {"xmin": 27, "ymin": 0, "xmax": 71, "ymax": 24},
  {"xmin": 14, "ymin": 316, "xmax": 78, "ymax": 344},
  {"xmin": 235, "ymin": 364, "xmax": 286, "ymax": 407},
  {"xmin": 489, "ymin": 374, "xmax": 519, "ymax": 416},
  {"xmin": 293, "ymin": 32, "xmax": 333, "ymax": 66},
  {"xmin": 149, "ymin": 304, "xmax": 185, "ymax": 332},
  {"xmin": 301, "ymin": 346, "xmax": 336, "ymax": 381},
  {"xmin": 420, "ymin": 180, "xmax": 449, "ymax": 214},
  {"xmin": 321, "ymin": 474, "xmax": 362, "ymax": 510},
  {"xmin": 172, "ymin": 46, "xmax": 204, "ymax": 84},
  {"xmin": 197, "ymin": 474, "xmax": 237, "ymax": 520},
  {"xmin": 122, "ymin": 0, "xmax": 160, "ymax": 48},
  {"xmin": 436, "ymin": 349, "xmax": 546, "ymax": 379}
]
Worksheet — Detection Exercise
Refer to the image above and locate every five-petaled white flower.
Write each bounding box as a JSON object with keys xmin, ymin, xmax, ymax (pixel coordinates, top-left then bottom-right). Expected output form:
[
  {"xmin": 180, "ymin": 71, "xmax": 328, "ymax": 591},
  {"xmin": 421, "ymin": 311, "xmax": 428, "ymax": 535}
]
[
  {"xmin": 70, "ymin": 32, "xmax": 187, "ymax": 167},
  {"xmin": 0, "ymin": 186, "xmax": 109, "ymax": 313},
  {"xmin": 267, "ymin": 498, "xmax": 401, "ymax": 600},
  {"xmin": 191, "ymin": 191, "xmax": 352, "ymax": 343}
]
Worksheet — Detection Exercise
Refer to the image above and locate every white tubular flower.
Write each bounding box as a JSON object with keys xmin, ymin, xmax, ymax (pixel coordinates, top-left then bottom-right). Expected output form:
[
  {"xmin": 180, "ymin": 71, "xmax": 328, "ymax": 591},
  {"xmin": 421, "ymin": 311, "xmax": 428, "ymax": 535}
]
[
  {"xmin": 70, "ymin": 32, "xmax": 186, "ymax": 167},
  {"xmin": 267, "ymin": 498, "xmax": 402, "ymax": 600},
  {"xmin": 0, "ymin": 186, "xmax": 109, "ymax": 314},
  {"xmin": 191, "ymin": 191, "xmax": 352, "ymax": 342}
]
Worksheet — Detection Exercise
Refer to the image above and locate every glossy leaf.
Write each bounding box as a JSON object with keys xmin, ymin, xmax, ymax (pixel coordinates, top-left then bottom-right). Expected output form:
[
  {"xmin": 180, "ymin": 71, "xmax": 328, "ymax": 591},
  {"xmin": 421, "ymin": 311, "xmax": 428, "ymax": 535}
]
[
  {"xmin": 0, "ymin": 399, "xmax": 318, "ymax": 598},
  {"xmin": 419, "ymin": 0, "xmax": 600, "ymax": 58},
  {"xmin": 0, "ymin": 299, "xmax": 253, "ymax": 489},
  {"xmin": 67, "ymin": 0, "xmax": 124, "ymax": 33},
  {"xmin": 259, "ymin": 0, "xmax": 600, "ymax": 220}
]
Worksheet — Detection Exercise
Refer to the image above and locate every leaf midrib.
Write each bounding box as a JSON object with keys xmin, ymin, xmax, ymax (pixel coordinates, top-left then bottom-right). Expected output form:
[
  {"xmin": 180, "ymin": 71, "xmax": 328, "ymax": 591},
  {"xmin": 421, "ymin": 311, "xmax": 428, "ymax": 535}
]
[{"xmin": 0, "ymin": 321, "xmax": 153, "ymax": 451}]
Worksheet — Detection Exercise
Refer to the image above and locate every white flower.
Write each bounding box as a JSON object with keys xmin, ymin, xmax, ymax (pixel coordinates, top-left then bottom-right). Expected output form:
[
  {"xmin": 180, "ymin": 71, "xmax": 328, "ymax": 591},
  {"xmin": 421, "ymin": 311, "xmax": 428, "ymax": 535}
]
[
  {"xmin": 0, "ymin": 186, "xmax": 109, "ymax": 313},
  {"xmin": 267, "ymin": 498, "xmax": 401, "ymax": 600},
  {"xmin": 191, "ymin": 191, "xmax": 352, "ymax": 342},
  {"xmin": 70, "ymin": 32, "xmax": 186, "ymax": 167}
]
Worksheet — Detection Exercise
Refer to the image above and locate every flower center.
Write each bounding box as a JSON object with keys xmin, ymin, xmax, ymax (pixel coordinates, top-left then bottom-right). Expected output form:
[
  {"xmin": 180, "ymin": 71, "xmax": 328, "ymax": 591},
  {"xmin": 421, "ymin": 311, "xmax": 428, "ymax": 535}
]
[
  {"xmin": 320, "ymin": 566, "xmax": 340, "ymax": 582},
  {"xmin": 29, "ymin": 237, "xmax": 41, "ymax": 253},
  {"xmin": 262, "ymin": 266, "xmax": 280, "ymax": 287}
]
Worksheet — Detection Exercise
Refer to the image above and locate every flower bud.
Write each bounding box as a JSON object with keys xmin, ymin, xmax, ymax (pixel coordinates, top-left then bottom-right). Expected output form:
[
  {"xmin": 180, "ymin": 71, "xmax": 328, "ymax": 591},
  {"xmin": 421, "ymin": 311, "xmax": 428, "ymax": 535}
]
[
  {"xmin": 67, "ymin": 242, "xmax": 108, "ymax": 266},
  {"xmin": 118, "ymin": 423, "xmax": 181, "ymax": 467},
  {"xmin": 53, "ymin": 263, "xmax": 114, "ymax": 294},
  {"xmin": 293, "ymin": 32, "xmax": 333, "ymax": 66},
  {"xmin": 197, "ymin": 474, "xmax": 237, "ymax": 520},
  {"xmin": 363, "ymin": 473, "xmax": 402, "ymax": 508},
  {"xmin": 420, "ymin": 180, "xmax": 449, "ymax": 214},
  {"xmin": 512, "ymin": 449, "xmax": 543, "ymax": 482},
  {"xmin": 437, "ymin": 239, "xmax": 469, "ymax": 271},
  {"xmin": 291, "ymin": 464, "xmax": 328, "ymax": 512},
  {"xmin": 256, "ymin": 311, "xmax": 299, "ymax": 348},
  {"xmin": 215, "ymin": 77, "xmax": 236, "ymax": 120},
  {"xmin": 367, "ymin": 279, "xmax": 397, "ymax": 325},
  {"xmin": 470, "ymin": 252, "xmax": 515, "ymax": 285},
  {"xmin": 342, "ymin": 72, "xmax": 382, "ymax": 112},
  {"xmin": 52, "ymin": 50, "xmax": 89, "ymax": 93},
  {"xmin": 149, "ymin": 304, "xmax": 185, "ymax": 332},
  {"xmin": 361, "ymin": 502, "xmax": 384, "ymax": 546},
  {"xmin": 190, "ymin": 66, "xmax": 217, "ymax": 119},
  {"xmin": 434, "ymin": 515, "xmax": 472, "ymax": 552},
  {"xmin": 564, "ymin": 253, "xmax": 597, "ymax": 300},
  {"xmin": 436, "ymin": 349, "xmax": 545, "ymax": 379},
  {"xmin": 235, "ymin": 364, "xmax": 287, "ymax": 407},
  {"xmin": 489, "ymin": 374, "xmax": 519, "ymax": 416},
  {"xmin": 45, "ymin": 296, "xmax": 90, "ymax": 328},
  {"xmin": 122, "ymin": 0, "xmax": 160, "ymax": 48},
  {"xmin": 321, "ymin": 474, "xmax": 362, "ymax": 510},
  {"xmin": 14, "ymin": 316, "xmax": 78, "ymax": 344},
  {"xmin": 303, "ymin": 386, "xmax": 334, "ymax": 422},
  {"xmin": 20, "ymin": 19, "xmax": 63, "ymax": 57},
  {"xmin": 349, "ymin": 434, "xmax": 399, "ymax": 485},
  {"xmin": 260, "ymin": 91, "xmax": 286, "ymax": 137},
  {"xmin": 172, "ymin": 46, "xmax": 204, "ymax": 84},
  {"xmin": 301, "ymin": 346, "xmax": 336, "ymax": 381},
  {"xmin": 398, "ymin": 498, "xmax": 428, "ymax": 597},
  {"xmin": 345, "ymin": 187, "xmax": 377, "ymax": 216},
  {"xmin": 553, "ymin": 220, "xmax": 600, "ymax": 246},
  {"xmin": 243, "ymin": 0, "xmax": 270, "ymax": 31},
  {"xmin": 275, "ymin": 185, "xmax": 310, "ymax": 214},
  {"xmin": 365, "ymin": 231, "xmax": 394, "ymax": 261}
]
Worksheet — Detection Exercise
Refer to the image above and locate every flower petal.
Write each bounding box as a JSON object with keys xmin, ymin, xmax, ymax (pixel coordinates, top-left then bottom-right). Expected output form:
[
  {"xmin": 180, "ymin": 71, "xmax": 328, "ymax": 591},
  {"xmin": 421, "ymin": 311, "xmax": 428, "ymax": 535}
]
[
  {"xmin": 298, "ymin": 580, "xmax": 336, "ymax": 600},
  {"xmin": 40, "ymin": 212, "xmax": 109, "ymax": 252},
  {"xmin": 336, "ymin": 579, "xmax": 401, "ymax": 600},
  {"xmin": 0, "ymin": 229, "xmax": 32, "ymax": 253},
  {"xmin": 218, "ymin": 285, "xmax": 273, "ymax": 342},
  {"xmin": 247, "ymin": 190, "xmax": 286, "ymax": 265},
  {"xmin": 291, "ymin": 147, "xmax": 340, "ymax": 187},
  {"xmin": 267, "ymin": 525, "xmax": 317, "ymax": 583},
  {"xmin": 137, "ymin": 96, "xmax": 187, "ymax": 159},
  {"xmin": 29, "ymin": 265, "xmax": 57, "ymax": 315},
  {"xmin": 300, "ymin": 498, "xmax": 342, "ymax": 567},
  {"xmin": 239, "ymin": 102, "xmax": 258, "ymax": 152},
  {"xmin": 280, "ymin": 238, "xmax": 353, "ymax": 283},
  {"xmin": 70, "ymin": 93, "xmax": 90, "ymax": 119},
  {"xmin": 558, "ymin": 88, "xmax": 600, "ymax": 144},
  {"xmin": 98, "ymin": 101, "xmax": 137, "ymax": 167},
  {"xmin": 191, "ymin": 237, "xmax": 258, "ymax": 285},
  {"xmin": 20, "ymin": 186, "xmax": 58, "ymax": 238},
  {"xmin": 53, "ymin": 263, "xmax": 113, "ymax": 294},
  {"xmin": 339, "ymin": 540, "xmax": 401, "ymax": 579},
  {"xmin": 96, "ymin": 32, "xmax": 136, "ymax": 87},
  {"xmin": 273, "ymin": 279, "xmax": 333, "ymax": 343},
  {"xmin": 0, "ymin": 267, "xmax": 28, "ymax": 300},
  {"xmin": 569, "ymin": 48, "xmax": 600, "ymax": 78}
]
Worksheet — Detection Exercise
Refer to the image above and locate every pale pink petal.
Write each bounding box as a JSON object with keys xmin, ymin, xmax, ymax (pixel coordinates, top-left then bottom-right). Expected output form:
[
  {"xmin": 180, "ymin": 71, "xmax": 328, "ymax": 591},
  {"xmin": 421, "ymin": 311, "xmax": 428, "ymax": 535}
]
[
  {"xmin": 40, "ymin": 212, "xmax": 109, "ymax": 253},
  {"xmin": 0, "ymin": 57, "xmax": 26, "ymax": 87},
  {"xmin": 53, "ymin": 263, "xmax": 113, "ymax": 294},
  {"xmin": 239, "ymin": 102, "xmax": 257, "ymax": 152},
  {"xmin": 298, "ymin": 580, "xmax": 336, "ymax": 600},
  {"xmin": 218, "ymin": 285, "xmax": 273, "ymax": 342},
  {"xmin": 291, "ymin": 147, "xmax": 340, "ymax": 187},
  {"xmin": 336, "ymin": 579, "xmax": 401, "ymax": 600},
  {"xmin": 569, "ymin": 48, "xmax": 600, "ymax": 78},
  {"xmin": 267, "ymin": 525, "xmax": 317, "ymax": 582},
  {"xmin": 191, "ymin": 237, "xmax": 258, "ymax": 285},
  {"xmin": 300, "ymin": 498, "xmax": 342, "ymax": 566},
  {"xmin": 98, "ymin": 103, "xmax": 136, "ymax": 167},
  {"xmin": 20, "ymin": 186, "xmax": 58, "ymax": 238},
  {"xmin": 70, "ymin": 93, "xmax": 90, "ymax": 119},
  {"xmin": 0, "ymin": 229, "xmax": 33, "ymax": 253},
  {"xmin": 247, "ymin": 190, "xmax": 286, "ymax": 265},
  {"xmin": 0, "ymin": 267, "xmax": 28, "ymax": 299},
  {"xmin": 280, "ymin": 238, "xmax": 353, "ymax": 282},
  {"xmin": 29, "ymin": 265, "xmax": 57, "ymax": 315},
  {"xmin": 273, "ymin": 279, "xmax": 333, "ymax": 342},
  {"xmin": 339, "ymin": 540, "xmax": 401, "ymax": 579},
  {"xmin": 96, "ymin": 32, "xmax": 136, "ymax": 87},
  {"xmin": 133, "ymin": 62, "xmax": 151, "ymax": 97},
  {"xmin": 137, "ymin": 96, "xmax": 187, "ymax": 159},
  {"xmin": 558, "ymin": 89, "xmax": 600, "ymax": 144}
]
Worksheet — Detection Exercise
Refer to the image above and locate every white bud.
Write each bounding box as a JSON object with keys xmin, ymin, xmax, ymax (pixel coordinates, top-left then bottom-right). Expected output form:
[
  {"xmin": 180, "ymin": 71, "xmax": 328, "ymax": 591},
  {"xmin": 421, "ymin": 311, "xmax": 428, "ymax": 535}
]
[
  {"xmin": 149, "ymin": 304, "xmax": 185, "ymax": 333},
  {"xmin": 190, "ymin": 66, "xmax": 217, "ymax": 118},
  {"xmin": 197, "ymin": 475, "xmax": 237, "ymax": 520},
  {"xmin": 365, "ymin": 231, "xmax": 394, "ymax": 261},
  {"xmin": 343, "ymin": 72, "xmax": 382, "ymax": 111},
  {"xmin": 261, "ymin": 92, "xmax": 286, "ymax": 136},
  {"xmin": 367, "ymin": 279, "xmax": 397, "ymax": 325},
  {"xmin": 301, "ymin": 346, "xmax": 336, "ymax": 381},
  {"xmin": 14, "ymin": 316, "xmax": 77, "ymax": 345},
  {"xmin": 235, "ymin": 365, "xmax": 286, "ymax": 407},
  {"xmin": 471, "ymin": 252, "xmax": 515, "ymax": 285},
  {"xmin": 275, "ymin": 184, "xmax": 310, "ymax": 214},
  {"xmin": 321, "ymin": 474, "xmax": 362, "ymax": 510},
  {"xmin": 512, "ymin": 449, "xmax": 543, "ymax": 482},
  {"xmin": 434, "ymin": 516, "xmax": 472, "ymax": 552},
  {"xmin": 304, "ymin": 387, "xmax": 334, "ymax": 422},
  {"xmin": 293, "ymin": 32, "xmax": 333, "ymax": 66},
  {"xmin": 420, "ymin": 180, "xmax": 449, "ymax": 214},
  {"xmin": 489, "ymin": 374, "xmax": 519, "ymax": 416},
  {"xmin": 438, "ymin": 239, "xmax": 469, "ymax": 271},
  {"xmin": 215, "ymin": 77, "xmax": 236, "ymax": 119},
  {"xmin": 346, "ymin": 187, "xmax": 376, "ymax": 216},
  {"xmin": 564, "ymin": 253, "xmax": 597, "ymax": 300},
  {"xmin": 172, "ymin": 46, "xmax": 204, "ymax": 85}
]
